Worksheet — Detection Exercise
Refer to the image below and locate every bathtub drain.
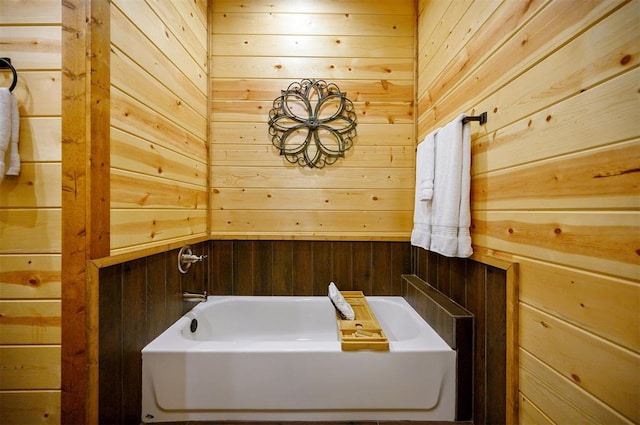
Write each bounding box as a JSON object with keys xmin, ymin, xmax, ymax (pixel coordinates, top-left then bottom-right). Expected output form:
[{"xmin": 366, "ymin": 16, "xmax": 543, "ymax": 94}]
[{"xmin": 190, "ymin": 318, "xmax": 198, "ymax": 333}]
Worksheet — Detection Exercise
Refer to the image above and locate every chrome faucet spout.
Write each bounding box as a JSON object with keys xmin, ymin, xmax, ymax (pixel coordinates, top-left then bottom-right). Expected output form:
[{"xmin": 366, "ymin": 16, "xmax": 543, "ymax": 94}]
[{"xmin": 182, "ymin": 290, "xmax": 208, "ymax": 302}]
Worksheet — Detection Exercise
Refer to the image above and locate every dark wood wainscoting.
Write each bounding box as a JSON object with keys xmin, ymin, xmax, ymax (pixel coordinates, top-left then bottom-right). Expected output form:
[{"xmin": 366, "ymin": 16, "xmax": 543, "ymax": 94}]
[
  {"xmin": 97, "ymin": 240, "xmax": 410, "ymax": 424},
  {"xmin": 411, "ymin": 246, "xmax": 510, "ymax": 425},
  {"xmin": 96, "ymin": 241, "xmax": 513, "ymax": 425}
]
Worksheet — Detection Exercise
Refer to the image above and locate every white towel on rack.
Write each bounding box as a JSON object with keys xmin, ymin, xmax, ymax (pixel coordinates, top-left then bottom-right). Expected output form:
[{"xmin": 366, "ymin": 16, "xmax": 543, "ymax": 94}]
[
  {"xmin": 411, "ymin": 128, "xmax": 438, "ymax": 250},
  {"xmin": 411, "ymin": 114, "xmax": 473, "ymax": 258},
  {"xmin": 0, "ymin": 87, "xmax": 20, "ymax": 182},
  {"xmin": 429, "ymin": 114, "xmax": 472, "ymax": 257}
]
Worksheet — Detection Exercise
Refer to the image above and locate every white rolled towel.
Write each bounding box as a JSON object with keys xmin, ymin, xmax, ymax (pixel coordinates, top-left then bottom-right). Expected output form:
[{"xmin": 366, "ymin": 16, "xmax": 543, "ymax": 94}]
[{"xmin": 328, "ymin": 282, "xmax": 355, "ymax": 320}]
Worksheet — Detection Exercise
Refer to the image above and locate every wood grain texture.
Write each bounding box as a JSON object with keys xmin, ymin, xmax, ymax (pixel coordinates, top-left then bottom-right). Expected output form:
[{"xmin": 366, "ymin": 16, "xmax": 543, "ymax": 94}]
[
  {"xmin": 60, "ymin": 0, "xmax": 110, "ymax": 423},
  {"xmin": 0, "ymin": 300, "xmax": 60, "ymax": 344},
  {"xmin": 0, "ymin": 390, "xmax": 60, "ymax": 425},
  {"xmin": 519, "ymin": 348, "xmax": 634, "ymax": 424},
  {"xmin": 0, "ymin": 2, "xmax": 63, "ymax": 422},
  {"xmin": 210, "ymin": 0, "xmax": 415, "ymax": 238},
  {"xmin": 0, "ymin": 0, "xmax": 61, "ymax": 24},
  {"xmin": 0, "ymin": 255, "xmax": 61, "ymax": 299},
  {"xmin": 0, "ymin": 346, "xmax": 60, "ymax": 390},
  {"xmin": 520, "ymin": 304, "xmax": 640, "ymax": 422},
  {"xmin": 109, "ymin": 0, "xmax": 208, "ymax": 255},
  {"xmin": 0, "ymin": 26, "xmax": 61, "ymax": 69},
  {"xmin": 417, "ymin": 0, "xmax": 639, "ymax": 421}
]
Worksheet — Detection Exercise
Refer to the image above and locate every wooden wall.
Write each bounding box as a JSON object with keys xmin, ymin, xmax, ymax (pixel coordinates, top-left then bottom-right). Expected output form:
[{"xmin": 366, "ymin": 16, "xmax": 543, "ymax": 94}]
[
  {"xmin": 209, "ymin": 0, "xmax": 415, "ymax": 240},
  {"xmin": 416, "ymin": 0, "xmax": 639, "ymax": 423},
  {"xmin": 110, "ymin": 0, "xmax": 209, "ymax": 254},
  {"xmin": 0, "ymin": 1, "xmax": 62, "ymax": 423}
]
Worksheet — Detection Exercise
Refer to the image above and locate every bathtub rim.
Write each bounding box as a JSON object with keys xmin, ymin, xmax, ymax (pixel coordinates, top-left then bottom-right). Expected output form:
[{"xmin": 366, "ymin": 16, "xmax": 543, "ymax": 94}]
[{"xmin": 141, "ymin": 295, "xmax": 454, "ymax": 354}]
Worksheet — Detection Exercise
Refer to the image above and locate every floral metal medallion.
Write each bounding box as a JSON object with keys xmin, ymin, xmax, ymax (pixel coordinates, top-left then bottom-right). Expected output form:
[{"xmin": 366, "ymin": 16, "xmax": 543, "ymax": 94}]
[{"xmin": 268, "ymin": 79, "xmax": 357, "ymax": 168}]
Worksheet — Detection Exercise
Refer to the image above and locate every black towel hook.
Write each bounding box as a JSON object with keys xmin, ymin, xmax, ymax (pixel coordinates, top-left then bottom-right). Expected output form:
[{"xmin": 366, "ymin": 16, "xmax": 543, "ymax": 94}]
[
  {"xmin": 0, "ymin": 57, "xmax": 18, "ymax": 92},
  {"xmin": 462, "ymin": 111, "xmax": 487, "ymax": 125}
]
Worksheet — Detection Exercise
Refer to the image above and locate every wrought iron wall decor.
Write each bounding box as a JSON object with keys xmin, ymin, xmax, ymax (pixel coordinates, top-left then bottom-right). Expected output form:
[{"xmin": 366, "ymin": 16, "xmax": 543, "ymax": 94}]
[{"xmin": 268, "ymin": 79, "xmax": 357, "ymax": 168}]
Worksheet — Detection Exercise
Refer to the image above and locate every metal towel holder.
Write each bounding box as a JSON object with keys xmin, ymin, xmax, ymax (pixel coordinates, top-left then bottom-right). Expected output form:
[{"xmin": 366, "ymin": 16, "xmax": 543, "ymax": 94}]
[{"xmin": 0, "ymin": 58, "xmax": 18, "ymax": 92}]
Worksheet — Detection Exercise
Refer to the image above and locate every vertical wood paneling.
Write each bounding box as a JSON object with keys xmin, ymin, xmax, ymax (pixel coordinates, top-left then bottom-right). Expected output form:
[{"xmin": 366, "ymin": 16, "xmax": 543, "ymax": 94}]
[
  {"xmin": 206, "ymin": 240, "xmax": 409, "ymax": 297},
  {"xmin": 0, "ymin": 1, "xmax": 62, "ymax": 423},
  {"xmin": 210, "ymin": 1, "xmax": 415, "ymax": 239},
  {"xmin": 417, "ymin": 0, "xmax": 640, "ymax": 422}
]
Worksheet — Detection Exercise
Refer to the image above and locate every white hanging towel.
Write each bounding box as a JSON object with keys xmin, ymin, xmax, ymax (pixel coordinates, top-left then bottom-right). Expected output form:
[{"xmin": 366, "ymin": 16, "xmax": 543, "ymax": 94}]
[
  {"xmin": 0, "ymin": 87, "xmax": 20, "ymax": 183},
  {"xmin": 411, "ymin": 114, "xmax": 473, "ymax": 258},
  {"xmin": 410, "ymin": 128, "xmax": 438, "ymax": 250}
]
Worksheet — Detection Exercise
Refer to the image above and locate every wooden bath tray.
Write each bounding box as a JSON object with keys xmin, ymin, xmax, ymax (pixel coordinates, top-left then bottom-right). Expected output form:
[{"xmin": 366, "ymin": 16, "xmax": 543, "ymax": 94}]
[{"xmin": 337, "ymin": 291, "xmax": 389, "ymax": 351}]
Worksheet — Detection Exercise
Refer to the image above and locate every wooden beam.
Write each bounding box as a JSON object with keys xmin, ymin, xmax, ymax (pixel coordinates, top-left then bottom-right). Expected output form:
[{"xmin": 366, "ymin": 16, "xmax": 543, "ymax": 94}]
[{"xmin": 61, "ymin": 0, "xmax": 110, "ymax": 424}]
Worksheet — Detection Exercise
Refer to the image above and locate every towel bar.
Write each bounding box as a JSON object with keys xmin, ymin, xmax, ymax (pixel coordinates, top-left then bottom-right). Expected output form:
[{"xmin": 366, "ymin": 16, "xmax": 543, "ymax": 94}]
[
  {"xmin": 462, "ymin": 112, "xmax": 487, "ymax": 125},
  {"xmin": 0, "ymin": 58, "xmax": 17, "ymax": 92}
]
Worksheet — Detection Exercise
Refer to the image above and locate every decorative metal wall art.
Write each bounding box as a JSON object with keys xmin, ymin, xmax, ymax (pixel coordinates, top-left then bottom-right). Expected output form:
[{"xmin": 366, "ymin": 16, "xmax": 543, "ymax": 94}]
[{"xmin": 268, "ymin": 79, "xmax": 357, "ymax": 168}]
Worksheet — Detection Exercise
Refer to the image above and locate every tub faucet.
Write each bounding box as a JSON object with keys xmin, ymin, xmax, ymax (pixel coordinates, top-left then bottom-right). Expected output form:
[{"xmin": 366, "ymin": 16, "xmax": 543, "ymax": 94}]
[{"xmin": 183, "ymin": 290, "xmax": 207, "ymax": 302}]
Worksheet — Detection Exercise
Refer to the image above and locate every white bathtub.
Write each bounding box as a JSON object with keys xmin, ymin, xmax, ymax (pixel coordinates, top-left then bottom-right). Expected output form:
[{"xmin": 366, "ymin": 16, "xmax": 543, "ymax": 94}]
[{"xmin": 141, "ymin": 296, "xmax": 456, "ymax": 422}]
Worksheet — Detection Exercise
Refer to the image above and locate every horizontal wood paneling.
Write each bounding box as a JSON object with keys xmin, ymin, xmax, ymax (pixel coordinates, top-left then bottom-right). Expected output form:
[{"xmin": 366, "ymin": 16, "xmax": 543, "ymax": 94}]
[
  {"xmin": 0, "ymin": 163, "xmax": 61, "ymax": 207},
  {"xmin": 212, "ymin": 79, "xmax": 414, "ymax": 102},
  {"xmin": 110, "ymin": 0, "xmax": 208, "ymax": 254},
  {"xmin": 111, "ymin": 0, "xmax": 207, "ymax": 91},
  {"xmin": 212, "ymin": 122, "xmax": 415, "ymax": 146},
  {"xmin": 211, "ymin": 57, "xmax": 415, "ymax": 80},
  {"xmin": 111, "ymin": 47, "xmax": 207, "ymax": 137},
  {"xmin": 211, "ymin": 99, "xmax": 414, "ymax": 124},
  {"xmin": 0, "ymin": 255, "xmax": 61, "ymax": 299},
  {"xmin": 211, "ymin": 12, "xmax": 414, "ymax": 36},
  {"xmin": 473, "ymin": 139, "xmax": 640, "ymax": 210},
  {"xmin": 16, "ymin": 117, "xmax": 61, "ymax": 162},
  {"xmin": 472, "ymin": 64, "xmax": 639, "ymax": 175},
  {"xmin": 0, "ymin": 346, "xmax": 60, "ymax": 390},
  {"xmin": 417, "ymin": 0, "xmax": 639, "ymax": 422},
  {"xmin": 212, "ymin": 188, "xmax": 413, "ymax": 211},
  {"xmin": 0, "ymin": 6, "xmax": 62, "ymax": 421},
  {"xmin": 518, "ymin": 258, "xmax": 640, "ymax": 353},
  {"xmin": 111, "ymin": 88, "xmax": 208, "ymax": 162},
  {"xmin": 211, "ymin": 0, "xmax": 414, "ymax": 14},
  {"xmin": 211, "ymin": 144, "xmax": 414, "ymax": 167},
  {"xmin": 212, "ymin": 35, "xmax": 415, "ymax": 58},
  {"xmin": 110, "ymin": 6, "xmax": 207, "ymax": 114},
  {"xmin": 0, "ymin": 26, "xmax": 60, "ymax": 69},
  {"xmin": 213, "ymin": 165, "xmax": 414, "ymax": 187},
  {"xmin": 0, "ymin": 72, "xmax": 60, "ymax": 116},
  {"xmin": 472, "ymin": 211, "xmax": 639, "ymax": 280},
  {"xmin": 111, "ymin": 129, "xmax": 206, "ymax": 186},
  {"xmin": 0, "ymin": 300, "xmax": 60, "ymax": 344},
  {"xmin": 0, "ymin": 209, "xmax": 61, "ymax": 254},
  {"xmin": 111, "ymin": 169, "xmax": 207, "ymax": 210},
  {"xmin": 210, "ymin": 1, "xmax": 415, "ymax": 238},
  {"xmin": 110, "ymin": 210, "xmax": 207, "ymax": 252},
  {"xmin": 212, "ymin": 210, "xmax": 412, "ymax": 234},
  {"xmin": 0, "ymin": 0, "xmax": 60, "ymax": 24},
  {"xmin": 519, "ymin": 348, "xmax": 633, "ymax": 424},
  {"xmin": 0, "ymin": 390, "xmax": 60, "ymax": 425},
  {"xmin": 520, "ymin": 304, "xmax": 640, "ymax": 422}
]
